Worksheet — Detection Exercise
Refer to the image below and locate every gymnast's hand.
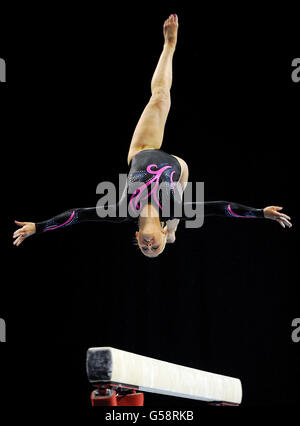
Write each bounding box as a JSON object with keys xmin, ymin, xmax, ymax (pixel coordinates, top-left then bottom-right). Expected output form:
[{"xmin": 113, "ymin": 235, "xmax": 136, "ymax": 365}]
[
  {"xmin": 166, "ymin": 230, "xmax": 176, "ymax": 244},
  {"xmin": 165, "ymin": 220, "xmax": 178, "ymax": 244},
  {"xmin": 13, "ymin": 221, "xmax": 36, "ymax": 246},
  {"xmin": 263, "ymin": 206, "xmax": 292, "ymax": 228}
]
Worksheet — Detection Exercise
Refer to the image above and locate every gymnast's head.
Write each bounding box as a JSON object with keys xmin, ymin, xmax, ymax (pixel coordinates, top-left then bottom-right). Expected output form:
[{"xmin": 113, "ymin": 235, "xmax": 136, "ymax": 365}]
[{"xmin": 135, "ymin": 218, "xmax": 168, "ymax": 258}]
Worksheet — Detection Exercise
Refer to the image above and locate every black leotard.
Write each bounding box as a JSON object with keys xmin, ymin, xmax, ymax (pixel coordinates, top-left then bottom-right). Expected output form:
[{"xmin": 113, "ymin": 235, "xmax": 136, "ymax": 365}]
[{"xmin": 35, "ymin": 149, "xmax": 264, "ymax": 233}]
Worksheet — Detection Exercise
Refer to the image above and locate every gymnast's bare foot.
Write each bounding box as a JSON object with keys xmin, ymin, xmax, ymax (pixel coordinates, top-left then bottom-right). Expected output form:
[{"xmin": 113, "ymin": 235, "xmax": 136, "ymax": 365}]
[{"xmin": 163, "ymin": 14, "xmax": 178, "ymax": 48}]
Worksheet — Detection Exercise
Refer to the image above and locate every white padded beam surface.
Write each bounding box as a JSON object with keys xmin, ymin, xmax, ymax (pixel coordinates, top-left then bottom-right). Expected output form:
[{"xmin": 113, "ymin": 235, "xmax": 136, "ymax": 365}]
[{"xmin": 86, "ymin": 347, "xmax": 242, "ymax": 404}]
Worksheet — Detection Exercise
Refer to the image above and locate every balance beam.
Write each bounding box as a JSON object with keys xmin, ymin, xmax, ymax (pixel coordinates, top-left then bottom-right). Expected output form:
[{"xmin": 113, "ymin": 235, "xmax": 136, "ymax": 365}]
[{"xmin": 86, "ymin": 347, "xmax": 242, "ymax": 406}]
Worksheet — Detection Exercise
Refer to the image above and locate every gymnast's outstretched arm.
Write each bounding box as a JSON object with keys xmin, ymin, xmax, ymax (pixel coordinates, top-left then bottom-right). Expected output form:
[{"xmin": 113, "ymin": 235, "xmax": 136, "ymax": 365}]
[
  {"xmin": 13, "ymin": 205, "xmax": 128, "ymax": 247},
  {"xmin": 180, "ymin": 201, "xmax": 292, "ymax": 227}
]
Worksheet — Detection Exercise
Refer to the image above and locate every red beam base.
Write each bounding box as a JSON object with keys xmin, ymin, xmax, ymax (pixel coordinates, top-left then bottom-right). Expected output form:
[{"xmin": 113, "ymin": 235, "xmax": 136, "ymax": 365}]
[{"xmin": 91, "ymin": 386, "xmax": 144, "ymax": 406}]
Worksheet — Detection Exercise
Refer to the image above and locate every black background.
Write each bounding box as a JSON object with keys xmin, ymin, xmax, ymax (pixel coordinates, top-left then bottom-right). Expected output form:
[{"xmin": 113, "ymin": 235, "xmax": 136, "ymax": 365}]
[{"xmin": 1, "ymin": 2, "xmax": 299, "ymax": 413}]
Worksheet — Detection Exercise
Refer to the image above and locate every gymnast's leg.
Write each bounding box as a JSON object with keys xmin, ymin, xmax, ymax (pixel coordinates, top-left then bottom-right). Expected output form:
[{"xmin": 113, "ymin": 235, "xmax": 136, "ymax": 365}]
[{"xmin": 127, "ymin": 14, "xmax": 178, "ymax": 165}]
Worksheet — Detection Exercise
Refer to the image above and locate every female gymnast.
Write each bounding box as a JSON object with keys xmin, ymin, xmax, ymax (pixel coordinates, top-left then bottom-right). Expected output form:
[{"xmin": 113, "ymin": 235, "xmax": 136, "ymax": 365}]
[{"xmin": 13, "ymin": 14, "xmax": 292, "ymax": 257}]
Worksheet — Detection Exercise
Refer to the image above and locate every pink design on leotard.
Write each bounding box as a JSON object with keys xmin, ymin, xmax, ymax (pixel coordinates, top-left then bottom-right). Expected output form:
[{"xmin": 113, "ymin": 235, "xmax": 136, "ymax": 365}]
[
  {"xmin": 43, "ymin": 210, "xmax": 76, "ymax": 231},
  {"xmin": 130, "ymin": 164, "xmax": 172, "ymax": 213},
  {"xmin": 227, "ymin": 204, "xmax": 255, "ymax": 218}
]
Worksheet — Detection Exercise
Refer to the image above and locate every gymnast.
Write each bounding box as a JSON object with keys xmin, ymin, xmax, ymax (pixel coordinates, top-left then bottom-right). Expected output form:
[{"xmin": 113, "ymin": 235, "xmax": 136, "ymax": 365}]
[{"xmin": 13, "ymin": 14, "xmax": 292, "ymax": 257}]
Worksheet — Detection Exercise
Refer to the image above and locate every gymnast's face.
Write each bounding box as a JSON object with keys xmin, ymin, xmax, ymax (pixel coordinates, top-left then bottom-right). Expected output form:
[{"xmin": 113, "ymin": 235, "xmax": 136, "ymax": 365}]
[{"xmin": 135, "ymin": 226, "xmax": 167, "ymax": 257}]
